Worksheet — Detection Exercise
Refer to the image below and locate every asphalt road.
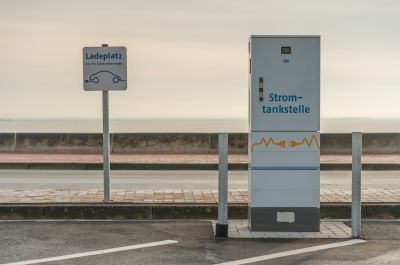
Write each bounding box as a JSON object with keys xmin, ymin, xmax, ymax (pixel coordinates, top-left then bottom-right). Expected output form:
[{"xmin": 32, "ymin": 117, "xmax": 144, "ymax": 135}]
[
  {"xmin": 0, "ymin": 170, "xmax": 399, "ymax": 190},
  {"xmin": 0, "ymin": 220, "xmax": 399, "ymax": 264}
]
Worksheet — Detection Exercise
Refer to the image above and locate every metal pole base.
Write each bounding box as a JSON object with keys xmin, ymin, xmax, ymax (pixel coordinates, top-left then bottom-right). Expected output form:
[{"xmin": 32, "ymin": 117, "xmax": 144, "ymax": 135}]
[{"xmin": 215, "ymin": 223, "xmax": 229, "ymax": 238}]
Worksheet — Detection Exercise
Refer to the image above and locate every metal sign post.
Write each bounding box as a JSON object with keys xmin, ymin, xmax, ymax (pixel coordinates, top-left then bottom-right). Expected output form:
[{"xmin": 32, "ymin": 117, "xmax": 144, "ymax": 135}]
[
  {"xmin": 101, "ymin": 44, "xmax": 111, "ymax": 202},
  {"xmin": 83, "ymin": 43, "xmax": 127, "ymax": 202},
  {"xmin": 352, "ymin": 132, "xmax": 362, "ymax": 238}
]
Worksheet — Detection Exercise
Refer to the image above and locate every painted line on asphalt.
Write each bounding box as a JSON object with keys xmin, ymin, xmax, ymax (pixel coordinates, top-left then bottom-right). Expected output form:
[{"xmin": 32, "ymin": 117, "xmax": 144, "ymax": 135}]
[
  {"xmin": 1, "ymin": 240, "xmax": 178, "ymax": 265},
  {"xmin": 215, "ymin": 239, "xmax": 365, "ymax": 265}
]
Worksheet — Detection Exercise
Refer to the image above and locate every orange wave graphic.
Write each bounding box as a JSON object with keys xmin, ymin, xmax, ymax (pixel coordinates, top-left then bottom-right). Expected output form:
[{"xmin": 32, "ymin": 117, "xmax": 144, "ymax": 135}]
[
  {"xmin": 288, "ymin": 134, "xmax": 320, "ymax": 150},
  {"xmin": 251, "ymin": 137, "xmax": 286, "ymax": 151}
]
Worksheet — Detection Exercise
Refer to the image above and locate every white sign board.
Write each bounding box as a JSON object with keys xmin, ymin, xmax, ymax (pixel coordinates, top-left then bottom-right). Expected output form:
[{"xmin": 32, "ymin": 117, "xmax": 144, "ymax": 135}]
[{"xmin": 83, "ymin": 46, "xmax": 127, "ymax": 91}]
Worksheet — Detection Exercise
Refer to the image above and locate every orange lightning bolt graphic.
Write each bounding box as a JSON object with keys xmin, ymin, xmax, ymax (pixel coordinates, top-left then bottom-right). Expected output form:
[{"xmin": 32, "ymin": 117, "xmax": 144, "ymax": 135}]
[
  {"xmin": 251, "ymin": 137, "xmax": 286, "ymax": 151},
  {"xmin": 288, "ymin": 134, "xmax": 320, "ymax": 150}
]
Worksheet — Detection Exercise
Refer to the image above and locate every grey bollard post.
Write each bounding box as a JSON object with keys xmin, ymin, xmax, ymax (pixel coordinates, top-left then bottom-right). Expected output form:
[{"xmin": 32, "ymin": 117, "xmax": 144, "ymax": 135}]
[
  {"xmin": 102, "ymin": 90, "xmax": 110, "ymax": 202},
  {"xmin": 102, "ymin": 44, "xmax": 111, "ymax": 202},
  {"xmin": 216, "ymin": 133, "xmax": 229, "ymax": 237},
  {"xmin": 352, "ymin": 132, "xmax": 362, "ymax": 238}
]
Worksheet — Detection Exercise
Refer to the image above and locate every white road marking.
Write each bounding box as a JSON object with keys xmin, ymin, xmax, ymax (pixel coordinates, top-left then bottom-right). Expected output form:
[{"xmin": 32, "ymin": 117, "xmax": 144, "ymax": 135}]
[
  {"xmin": 1, "ymin": 240, "xmax": 178, "ymax": 265},
  {"xmin": 215, "ymin": 239, "xmax": 365, "ymax": 265}
]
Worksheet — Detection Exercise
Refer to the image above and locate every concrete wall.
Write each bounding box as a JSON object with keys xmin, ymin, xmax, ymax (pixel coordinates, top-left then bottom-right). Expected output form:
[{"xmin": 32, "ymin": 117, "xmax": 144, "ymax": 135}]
[
  {"xmin": 0, "ymin": 133, "xmax": 16, "ymax": 152},
  {"xmin": 321, "ymin": 133, "xmax": 400, "ymax": 154},
  {"xmin": 0, "ymin": 133, "xmax": 398, "ymax": 154},
  {"xmin": 0, "ymin": 133, "xmax": 103, "ymax": 154}
]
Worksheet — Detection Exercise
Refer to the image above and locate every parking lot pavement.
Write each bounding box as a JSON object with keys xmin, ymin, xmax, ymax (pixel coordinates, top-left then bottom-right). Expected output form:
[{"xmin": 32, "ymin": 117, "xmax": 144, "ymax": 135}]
[{"xmin": 0, "ymin": 220, "xmax": 399, "ymax": 265}]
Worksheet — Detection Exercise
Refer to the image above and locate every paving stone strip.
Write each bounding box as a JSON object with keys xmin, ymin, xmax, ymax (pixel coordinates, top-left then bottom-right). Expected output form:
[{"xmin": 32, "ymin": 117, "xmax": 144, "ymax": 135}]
[
  {"xmin": 0, "ymin": 189, "xmax": 399, "ymax": 204},
  {"xmin": 212, "ymin": 220, "xmax": 352, "ymax": 238},
  {"xmin": 0, "ymin": 153, "xmax": 399, "ymax": 164}
]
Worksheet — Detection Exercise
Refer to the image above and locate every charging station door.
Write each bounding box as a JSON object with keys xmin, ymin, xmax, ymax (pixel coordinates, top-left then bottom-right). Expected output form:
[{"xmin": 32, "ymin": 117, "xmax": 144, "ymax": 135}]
[{"xmin": 249, "ymin": 36, "xmax": 320, "ymax": 132}]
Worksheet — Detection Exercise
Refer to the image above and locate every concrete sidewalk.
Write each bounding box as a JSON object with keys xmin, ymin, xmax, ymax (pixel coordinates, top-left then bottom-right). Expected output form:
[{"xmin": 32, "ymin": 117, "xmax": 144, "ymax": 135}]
[
  {"xmin": 1, "ymin": 188, "xmax": 400, "ymax": 220},
  {"xmin": 0, "ymin": 153, "xmax": 399, "ymax": 170}
]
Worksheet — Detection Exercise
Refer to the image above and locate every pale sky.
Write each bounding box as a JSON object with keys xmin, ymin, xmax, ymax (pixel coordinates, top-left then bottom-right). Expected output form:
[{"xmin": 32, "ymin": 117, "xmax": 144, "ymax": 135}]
[{"xmin": 0, "ymin": 0, "xmax": 399, "ymax": 119}]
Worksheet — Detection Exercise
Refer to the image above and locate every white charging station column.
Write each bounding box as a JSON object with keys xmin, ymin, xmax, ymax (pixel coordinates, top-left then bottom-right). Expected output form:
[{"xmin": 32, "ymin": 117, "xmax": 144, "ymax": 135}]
[{"xmin": 248, "ymin": 36, "xmax": 320, "ymax": 232}]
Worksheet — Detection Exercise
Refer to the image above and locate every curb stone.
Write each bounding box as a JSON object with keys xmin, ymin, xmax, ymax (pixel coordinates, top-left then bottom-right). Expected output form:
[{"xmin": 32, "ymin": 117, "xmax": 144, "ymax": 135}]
[{"xmin": 1, "ymin": 203, "xmax": 400, "ymax": 220}]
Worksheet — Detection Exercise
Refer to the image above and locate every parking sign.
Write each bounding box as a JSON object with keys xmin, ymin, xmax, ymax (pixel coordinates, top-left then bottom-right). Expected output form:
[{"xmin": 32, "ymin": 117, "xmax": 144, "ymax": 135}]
[{"xmin": 83, "ymin": 46, "xmax": 127, "ymax": 91}]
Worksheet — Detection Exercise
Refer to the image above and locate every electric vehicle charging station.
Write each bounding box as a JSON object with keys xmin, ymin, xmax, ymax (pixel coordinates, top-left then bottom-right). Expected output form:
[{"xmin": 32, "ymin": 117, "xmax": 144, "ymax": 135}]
[{"xmin": 248, "ymin": 36, "xmax": 320, "ymax": 232}]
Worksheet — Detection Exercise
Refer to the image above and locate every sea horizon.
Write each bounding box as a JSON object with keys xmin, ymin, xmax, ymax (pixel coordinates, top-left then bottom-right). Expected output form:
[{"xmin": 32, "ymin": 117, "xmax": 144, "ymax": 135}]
[{"xmin": 0, "ymin": 118, "xmax": 399, "ymax": 133}]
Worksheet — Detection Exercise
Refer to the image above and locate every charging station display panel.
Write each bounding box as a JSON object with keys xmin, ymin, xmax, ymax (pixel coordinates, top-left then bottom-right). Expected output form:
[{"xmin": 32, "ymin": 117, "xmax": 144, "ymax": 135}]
[{"xmin": 249, "ymin": 36, "xmax": 320, "ymax": 132}]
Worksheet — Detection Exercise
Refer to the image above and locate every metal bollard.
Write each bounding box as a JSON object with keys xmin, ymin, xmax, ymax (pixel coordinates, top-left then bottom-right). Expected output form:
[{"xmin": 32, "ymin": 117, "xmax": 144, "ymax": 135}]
[
  {"xmin": 216, "ymin": 133, "xmax": 229, "ymax": 237},
  {"xmin": 352, "ymin": 132, "xmax": 362, "ymax": 238},
  {"xmin": 102, "ymin": 90, "xmax": 110, "ymax": 202}
]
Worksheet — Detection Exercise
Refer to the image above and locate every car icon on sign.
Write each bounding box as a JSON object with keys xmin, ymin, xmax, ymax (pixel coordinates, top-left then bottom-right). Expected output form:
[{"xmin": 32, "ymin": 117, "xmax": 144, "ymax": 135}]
[{"xmin": 85, "ymin": 70, "xmax": 126, "ymax": 84}]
